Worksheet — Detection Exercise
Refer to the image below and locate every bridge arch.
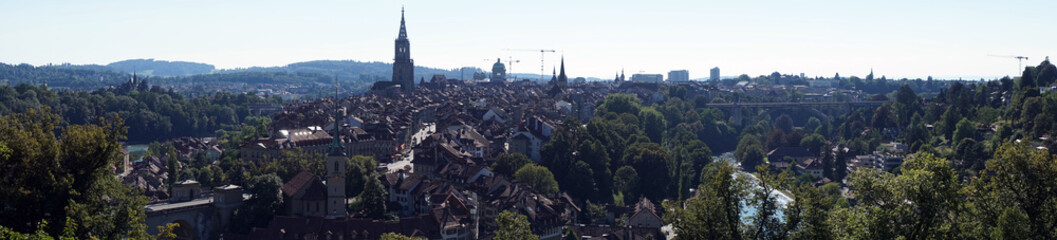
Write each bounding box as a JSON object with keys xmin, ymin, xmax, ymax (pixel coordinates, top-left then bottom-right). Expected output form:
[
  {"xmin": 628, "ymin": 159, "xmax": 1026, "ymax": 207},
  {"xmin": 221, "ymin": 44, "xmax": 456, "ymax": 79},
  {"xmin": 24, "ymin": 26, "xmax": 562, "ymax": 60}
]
[
  {"xmin": 171, "ymin": 219, "xmax": 195, "ymax": 240},
  {"xmin": 760, "ymin": 107, "xmax": 832, "ymax": 126}
]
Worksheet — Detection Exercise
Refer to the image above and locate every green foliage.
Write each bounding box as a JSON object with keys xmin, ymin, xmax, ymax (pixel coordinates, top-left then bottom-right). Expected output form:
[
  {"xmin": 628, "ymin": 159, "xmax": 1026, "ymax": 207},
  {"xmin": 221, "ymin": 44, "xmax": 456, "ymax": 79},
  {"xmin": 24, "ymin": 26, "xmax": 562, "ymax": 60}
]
[
  {"xmin": 564, "ymin": 229, "xmax": 580, "ymax": 240},
  {"xmin": 0, "ymin": 84, "xmax": 277, "ymax": 143},
  {"xmin": 638, "ymin": 107, "xmax": 667, "ymax": 143},
  {"xmin": 832, "ymin": 153, "xmax": 962, "ymax": 239},
  {"xmin": 622, "ymin": 142, "xmax": 673, "ymax": 202},
  {"xmin": 613, "ymin": 166, "xmax": 639, "ymax": 203},
  {"xmin": 380, "ymin": 232, "xmax": 423, "ymax": 240},
  {"xmin": 800, "ymin": 133, "xmax": 826, "ymax": 156},
  {"xmin": 492, "ymin": 152, "xmax": 531, "ymax": 177},
  {"xmin": 346, "ymin": 155, "xmax": 379, "ymax": 198},
  {"xmin": 736, "ymin": 139, "xmax": 766, "ymax": 172},
  {"xmin": 665, "ymin": 162, "xmax": 748, "ymax": 239},
  {"xmin": 494, "ymin": 211, "xmax": 538, "ymax": 240},
  {"xmin": 745, "ymin": 165, "xmax": 784, "ymax": 239},
  {"xmin": 595, "ymin": 93, "xmax": 642, "ymax": 116},
  {"xmin": 514, "ymin": 164, "xmax": 559, "ymax": 197},
  {"xmin": 952, "ymin": 117, "xmax": 975, "ymax": 144},
  {"xmin": 230, "ymin": 173, "xmax": 283, "ymax": 233},
  {"xmin": 107, "ymin": 59, "xmax": 215, "ymax": 77},
  {"xmin": 584, "ymin": 201, "xmax": 608, "ymax": 224},
  {"xmin": 963, "ymin": 142, "xmax": 1057, "ymax": 239},
  {"xmin": 0, "ymin": 107, "xmax": 149, "ymax": 239},
  {"xmin": 359, "ymin": 175, "xmax": 388, "ymax": 219}
]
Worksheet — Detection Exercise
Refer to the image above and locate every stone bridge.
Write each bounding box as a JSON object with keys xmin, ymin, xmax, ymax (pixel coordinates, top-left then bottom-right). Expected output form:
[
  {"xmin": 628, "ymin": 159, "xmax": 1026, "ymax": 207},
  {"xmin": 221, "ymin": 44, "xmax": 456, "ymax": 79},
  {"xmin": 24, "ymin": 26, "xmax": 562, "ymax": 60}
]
[{"xmin": 144, "ymin": 183, "xmax": 246, "ymax": 240}]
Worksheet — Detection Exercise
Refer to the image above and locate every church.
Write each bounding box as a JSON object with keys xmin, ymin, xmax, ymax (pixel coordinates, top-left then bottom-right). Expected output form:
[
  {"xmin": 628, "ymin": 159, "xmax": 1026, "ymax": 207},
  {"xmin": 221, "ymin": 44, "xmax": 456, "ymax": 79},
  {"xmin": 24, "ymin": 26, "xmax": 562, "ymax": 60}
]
[
  {"xmin": 281, "ymin": 105, "xmax": 348, "ymax": 219},
  {"xmin": 372, "ymin": 7, "xmax": 416, "ymax": 94}
]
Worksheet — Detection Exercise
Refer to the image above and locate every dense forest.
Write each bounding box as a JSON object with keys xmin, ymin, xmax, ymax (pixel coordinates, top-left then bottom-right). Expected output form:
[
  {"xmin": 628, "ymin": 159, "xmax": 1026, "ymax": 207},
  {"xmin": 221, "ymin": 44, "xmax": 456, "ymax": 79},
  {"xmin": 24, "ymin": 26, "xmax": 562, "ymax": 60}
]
[
  {"xmin": 0, "ymin": 81, "xmax": 280, "ymax": 143},
  {"xmin": 107, "ymin": 59, "xmax": 216, "ymax": 76}
]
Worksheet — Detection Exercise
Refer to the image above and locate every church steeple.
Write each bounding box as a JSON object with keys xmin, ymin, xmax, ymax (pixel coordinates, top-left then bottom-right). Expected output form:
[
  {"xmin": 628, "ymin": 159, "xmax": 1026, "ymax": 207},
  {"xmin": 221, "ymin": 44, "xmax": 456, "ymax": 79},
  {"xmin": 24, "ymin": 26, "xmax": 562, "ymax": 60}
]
[
  {"xmin": 328, "ymin": 82, "xmax": 345, "ymax": 157},
  {"xmin": 550, "ymin": 68, "xmax": 557, "ymax": 83},
  {"xmin": 393, "ymin": 7, "xmax": 414, "ymax": 93},
  {"xmin": 557, "ymin": 56, "xmax": 567, "ymax": 87},
  {"xmin": 325, "ymin": 76, "xmax": 347, "ymax": 219},
  {"xmin": 398, "ymin": 6, "xmax": 407, "ymax": 40}
]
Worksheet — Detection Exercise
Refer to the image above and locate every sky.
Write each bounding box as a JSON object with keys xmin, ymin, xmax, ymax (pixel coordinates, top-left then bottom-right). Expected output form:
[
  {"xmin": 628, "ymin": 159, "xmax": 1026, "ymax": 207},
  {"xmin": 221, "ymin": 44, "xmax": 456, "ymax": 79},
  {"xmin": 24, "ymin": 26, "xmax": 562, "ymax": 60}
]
[{"xmin": 2, "ymin": 0, "xmax": 1056, "ymax": 80}]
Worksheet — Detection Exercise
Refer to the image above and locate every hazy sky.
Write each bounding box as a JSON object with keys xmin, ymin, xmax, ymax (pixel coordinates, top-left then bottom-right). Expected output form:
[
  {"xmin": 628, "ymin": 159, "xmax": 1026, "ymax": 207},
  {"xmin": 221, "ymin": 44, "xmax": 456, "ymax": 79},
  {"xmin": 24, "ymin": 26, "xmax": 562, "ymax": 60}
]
[{"xmin": 3, "ymin": 0, "xmax": 1055, "ymax": 80}]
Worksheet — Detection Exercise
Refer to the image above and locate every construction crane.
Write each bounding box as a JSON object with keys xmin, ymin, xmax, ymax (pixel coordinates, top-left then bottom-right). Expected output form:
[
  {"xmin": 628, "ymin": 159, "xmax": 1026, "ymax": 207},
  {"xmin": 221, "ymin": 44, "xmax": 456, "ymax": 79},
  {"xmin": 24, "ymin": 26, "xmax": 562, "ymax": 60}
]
[
  {"xmin": 505, "ymin": 48, "xmax": 556, "ymax": 82},
  {"xmin": 989, "ymin": 54, "xmax": 1030, "ymax": 75}
]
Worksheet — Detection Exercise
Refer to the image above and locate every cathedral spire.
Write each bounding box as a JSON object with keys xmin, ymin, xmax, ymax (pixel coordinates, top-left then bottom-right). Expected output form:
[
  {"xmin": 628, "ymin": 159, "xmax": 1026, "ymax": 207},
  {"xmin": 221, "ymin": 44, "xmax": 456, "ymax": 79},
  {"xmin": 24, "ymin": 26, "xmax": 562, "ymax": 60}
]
[
  {"xmin": 557, "ymin": 56, "xmax": 567, "ymax": 86},
  {"xmin": 398, "ymin": 6, "xmax": 407, "ymax": 40},
  {"xmin": 551, "ymin": 67, "xmax": 557, "ymax": 82}
]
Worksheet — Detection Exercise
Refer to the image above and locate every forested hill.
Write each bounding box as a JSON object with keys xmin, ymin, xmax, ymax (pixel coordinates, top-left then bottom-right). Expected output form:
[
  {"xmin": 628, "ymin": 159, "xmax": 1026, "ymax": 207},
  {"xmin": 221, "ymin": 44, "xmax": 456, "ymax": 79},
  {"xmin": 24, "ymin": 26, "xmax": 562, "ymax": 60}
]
[
  {"xmin": 107, "ymin": 59, "xmax": 216, "ymax": 76},
  {"xmin": 220, "ymin": 60, "xmax": 466, "ymax": 83},
  {"xmin": 1, "ymin": 60, "xmax": 472, "ymax": 93}
]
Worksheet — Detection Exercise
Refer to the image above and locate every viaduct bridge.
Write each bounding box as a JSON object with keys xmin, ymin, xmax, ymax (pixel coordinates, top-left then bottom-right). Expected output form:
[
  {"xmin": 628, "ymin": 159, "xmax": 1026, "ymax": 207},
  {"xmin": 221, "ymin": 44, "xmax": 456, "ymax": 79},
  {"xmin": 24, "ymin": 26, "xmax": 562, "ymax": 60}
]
[{"xmin": 144, "ymin": 181, "xmax": 247, "ymax": 240}]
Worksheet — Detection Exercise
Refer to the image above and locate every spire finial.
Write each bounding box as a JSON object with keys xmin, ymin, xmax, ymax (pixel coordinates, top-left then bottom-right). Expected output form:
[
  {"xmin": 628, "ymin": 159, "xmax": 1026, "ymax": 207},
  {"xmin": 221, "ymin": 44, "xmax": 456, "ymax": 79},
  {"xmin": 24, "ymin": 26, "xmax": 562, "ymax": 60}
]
[
  {"xmin": 328, "ymin": 75, "xmax": 345, "ymax": 157},
  {"xmin": 397, "ymin": 7, "xmax": 408, "ymax": 39}
]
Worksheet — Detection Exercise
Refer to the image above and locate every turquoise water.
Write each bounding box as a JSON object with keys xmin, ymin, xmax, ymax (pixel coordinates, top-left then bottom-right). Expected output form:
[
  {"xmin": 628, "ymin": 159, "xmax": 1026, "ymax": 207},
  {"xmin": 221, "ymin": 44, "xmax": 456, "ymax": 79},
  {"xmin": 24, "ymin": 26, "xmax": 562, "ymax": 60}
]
[
  {"xmin": 126, "ymin": 144, "xmax": 149, "ymax": 163},
  {"xmin": 715, "ymin": 152, "xmax": 794, "ymax": 222}
]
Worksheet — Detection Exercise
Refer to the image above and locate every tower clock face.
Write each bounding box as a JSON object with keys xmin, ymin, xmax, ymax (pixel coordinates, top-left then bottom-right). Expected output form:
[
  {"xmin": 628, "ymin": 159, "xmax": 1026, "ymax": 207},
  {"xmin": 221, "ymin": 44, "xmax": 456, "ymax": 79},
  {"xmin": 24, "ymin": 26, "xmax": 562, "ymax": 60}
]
[{"xmin": 331, "ymin": 174, "xmax": 341, "ymax": 182}]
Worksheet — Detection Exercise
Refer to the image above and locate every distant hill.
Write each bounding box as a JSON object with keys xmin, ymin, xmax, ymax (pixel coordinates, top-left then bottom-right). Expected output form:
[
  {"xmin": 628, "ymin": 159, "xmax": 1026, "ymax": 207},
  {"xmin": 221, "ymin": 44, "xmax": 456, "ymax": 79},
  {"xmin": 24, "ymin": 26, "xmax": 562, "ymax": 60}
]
[
  {"xmin": 222, "ymin": 60, "xmax": 474, "ymax": 83},
  {"xmin": 0, "ymin": 63, "xmax": 130, "ymax": 90},
  {"xmin": 0, "ymin": 59, "xmax": 495, "ymax": 94},
  {"xmin": 107, "ymin": 59, "xmax": 215, "ymax": 76}
]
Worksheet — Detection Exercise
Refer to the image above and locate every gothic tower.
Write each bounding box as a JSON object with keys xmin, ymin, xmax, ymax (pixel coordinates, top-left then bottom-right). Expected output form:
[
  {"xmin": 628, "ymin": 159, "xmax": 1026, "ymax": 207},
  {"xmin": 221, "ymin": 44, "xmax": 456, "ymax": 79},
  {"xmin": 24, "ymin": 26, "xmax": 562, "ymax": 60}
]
[
  {"xmin": 393, "ymin": 7, "xmax": 415, "ymax": 93},
  {"xmin": 557, "ymin": 56, "xmax": 568, "ymax": 87},
  {"xmin": 325, "ymin": 101, "xmax": 347, "ymax": 219}
]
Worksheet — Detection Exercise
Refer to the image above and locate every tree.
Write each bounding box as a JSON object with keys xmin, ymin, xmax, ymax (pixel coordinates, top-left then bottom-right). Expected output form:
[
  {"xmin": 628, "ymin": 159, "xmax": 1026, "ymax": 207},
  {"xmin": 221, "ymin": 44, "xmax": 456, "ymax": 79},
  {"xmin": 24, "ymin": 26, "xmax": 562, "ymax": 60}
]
[
  {"xmin": 494, "ymin": 211, "xmax": 538, "ymax": 240},
  {"xmin": 576, "ymin": 138, "xmax": 613, "ymax": 203},
  {"xmin": 493, "ymin": 153, "xmax": 531, "ymax": 177},
  {"xmin": 871, "ymin": 105, "xmax": 895, "ymax": 130},
  {"xmin": 775, "ymin": 114, "xmax": 794, "ymax": 133},
  {"xmin": 564, "ymin": 229, "xmax": 580, "ymax": 240},
  {"xmin": 584, "ymin": 201, "xmax": 608, "ymax": 224},
  {"xmin": 623, "ymin": 142, "xmax": 674, "ymax": 202},
  {"xmin": 346, "ymin": 155, "xmax": 379, "ymax": 198},
  {"xmin": 895, "ymin": 84, "xmax": 921, "ymax": 126},
  {"xmin": 0, "ymin": 107, "xmax": 150, "ymax": 239},
  {"xmin": 230, "ymin": 173, "xmax": 283, "ymax": 233},
  {"xmin": 952, "ymin": 117, "xmax": 975, "ymax": 144},
  {"xmin": 639, "ymin": 107, "xmax": 667, "ymax": 143},
  {"xmin": 613, "ymin": 166, "xmax": 639, "ymax": 203},
  {"xmin": 380, "ymin": 232, "xmax": 422, "ymax": 240},
  {"xmin": 360, "ymin": 175, "xmax": 388, "ymax": 219},
  {"xmin": 805, "ymin": 117, "xmax": 822, "ymax": 134},
  {"xmin": 514, "ymin": 164, "xmax": 559, "ymax": 197},
  {"xmin": 830, "ymin": 153, "xmax": 963, "ymax": 239},
  {"xmin": 746, "ymin": 165, "xmax": 784, "ymax": 240},
  {"xmin": 785, "ymin": 184, "xmax": 833, "ymax": 240},
  {"xmin": 595, "ymin": 94, "xmax": 642, "ymax": 116},
  {"xmin": 800, "ymin": 133, "xmax": 826, "ymax": 157},
  {"xmin": 665, "ymin": 162, "xmax": 748, "ymax": 239},
  {"xmin": 564, "ymin": 161, "xmax": 597, "ymax": 201},
  {"xmin": 738, "ymin": 143, "xmax": 766, "ymax": 172},
  {"xmin": 963, "ymin": 142, "xmax": 1057, "ymax": 239}
]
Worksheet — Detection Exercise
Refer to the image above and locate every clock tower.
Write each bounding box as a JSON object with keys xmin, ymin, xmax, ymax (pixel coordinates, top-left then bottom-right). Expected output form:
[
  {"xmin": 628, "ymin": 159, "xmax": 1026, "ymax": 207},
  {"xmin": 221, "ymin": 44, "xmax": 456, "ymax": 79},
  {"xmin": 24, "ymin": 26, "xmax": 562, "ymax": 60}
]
[{"xmin": 325, "ymin": 104, "xmax": 347, "ymax": 219}]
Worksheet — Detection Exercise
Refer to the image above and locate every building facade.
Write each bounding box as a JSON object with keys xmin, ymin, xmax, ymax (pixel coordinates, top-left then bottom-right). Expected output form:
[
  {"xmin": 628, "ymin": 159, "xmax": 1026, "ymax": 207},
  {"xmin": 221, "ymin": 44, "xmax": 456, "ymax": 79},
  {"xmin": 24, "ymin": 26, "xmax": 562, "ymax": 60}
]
[
  {"xmin": 490, "ymin": 59, "xmax": 506, "ymax": 82},
  {"xmin": 631, "ymin": 73, "xmax": 663, "ymax": 83},
  {"xmin": 668, "ymin": 70, "xmax": 689, "ymax": 82}
]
